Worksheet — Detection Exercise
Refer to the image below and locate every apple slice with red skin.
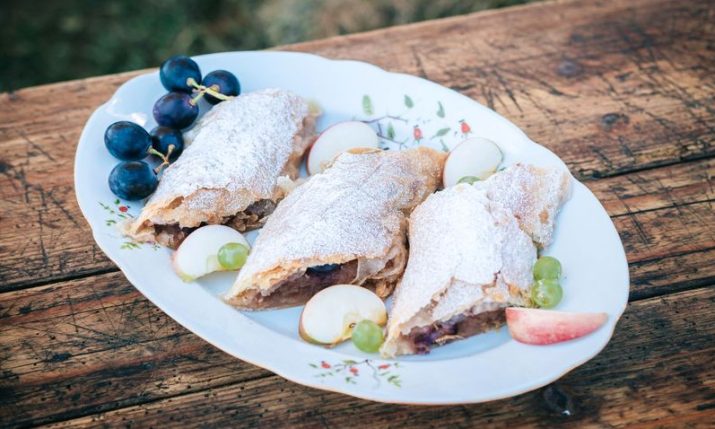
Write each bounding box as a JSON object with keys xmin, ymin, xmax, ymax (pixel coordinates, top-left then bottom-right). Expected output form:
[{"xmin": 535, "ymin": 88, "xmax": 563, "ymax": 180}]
[
  {"xmin": 306, "ymin": 121, "xmax": 380, "ymax": 175},
  {"xmin": 506, "ymin": 307, "xmax": 608, "ymax": 345}
]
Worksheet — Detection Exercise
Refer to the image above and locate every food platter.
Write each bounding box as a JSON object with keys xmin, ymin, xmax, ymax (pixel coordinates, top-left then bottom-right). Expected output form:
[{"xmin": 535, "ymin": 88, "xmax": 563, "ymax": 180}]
[{"xmin": 74, "ymin": 51, "xmax": 629, "ymax": 404}]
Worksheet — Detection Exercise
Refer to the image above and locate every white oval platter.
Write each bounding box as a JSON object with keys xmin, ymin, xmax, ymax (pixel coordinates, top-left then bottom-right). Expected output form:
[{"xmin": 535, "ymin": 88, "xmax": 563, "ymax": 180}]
[{"xmin": 74, "ymin": 51, "xmax": 629, "ymax": 405}]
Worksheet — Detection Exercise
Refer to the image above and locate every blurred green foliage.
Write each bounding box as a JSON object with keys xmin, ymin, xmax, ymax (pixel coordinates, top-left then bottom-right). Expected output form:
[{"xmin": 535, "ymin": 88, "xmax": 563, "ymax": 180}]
[{"xmin": 1, "ymin": 0, "xmax": 532, "ymax": 91}]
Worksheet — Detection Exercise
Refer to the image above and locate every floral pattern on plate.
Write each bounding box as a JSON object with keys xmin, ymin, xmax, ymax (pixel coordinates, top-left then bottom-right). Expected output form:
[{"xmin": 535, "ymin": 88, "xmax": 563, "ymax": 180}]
[
  {"xmin": 360, "ymin": 94, "xmax": 473, "ymax": 152},
  {"xmin": 99, "ymin": 199, "xmax": 157, "ymax": 250},
  {"xmin": 311, "ymin": 359, "xmax": 402, "ymax": 388}
]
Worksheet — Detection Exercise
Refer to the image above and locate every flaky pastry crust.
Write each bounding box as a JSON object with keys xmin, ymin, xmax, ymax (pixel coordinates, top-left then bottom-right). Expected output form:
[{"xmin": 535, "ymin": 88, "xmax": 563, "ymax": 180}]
[
  {"xmin": 124, "ymin": 89, "xmax": 316, "ymax": 247},
  {"xmin": 225, "ymin": 147, "xmax": 446, "ymax": 310}
]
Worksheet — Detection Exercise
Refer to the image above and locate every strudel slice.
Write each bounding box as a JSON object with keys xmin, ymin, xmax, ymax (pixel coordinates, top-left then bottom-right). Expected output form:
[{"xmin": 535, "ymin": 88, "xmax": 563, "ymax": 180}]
[
  {"xmin": 124, "ymin": 89, "xmax": 317, "ymax": 248},
  {"xmin": 224, "ymin": 147, "xmax": 446, "ymax": 310}
]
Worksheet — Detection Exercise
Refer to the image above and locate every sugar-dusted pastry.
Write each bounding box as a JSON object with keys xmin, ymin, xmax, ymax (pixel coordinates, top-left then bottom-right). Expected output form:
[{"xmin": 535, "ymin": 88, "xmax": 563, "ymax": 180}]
[
  {"xmin": 477, "ymin": 163, "xmax": 571, "ymax": 248},
  {"xmin": 380, "ymin": 164, "xmax": 572, "ymax": 357},
  {"xmin": 380, "ymin": 184, "xmax": 537, "ymax": 357},
  {"xmin": 224, "ymin": 147, "xmax": 446, "ymax": 310},
  {"xmin": 124, "ymin": 89, "xmax": 317, "ymax": 248}
]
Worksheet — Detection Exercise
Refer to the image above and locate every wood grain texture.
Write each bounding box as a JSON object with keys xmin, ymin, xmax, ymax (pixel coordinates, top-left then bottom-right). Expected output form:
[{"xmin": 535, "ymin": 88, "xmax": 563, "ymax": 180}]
[
  {"xmin": 0, "ymin": 75, "xmax": 136, "ymax": 290},
  {"xmin": 629, "ymin": 247, "xmax": 715, "ymax": 300},
  {"xmin": 0, "ymin": 0, "xmax": 714, "ymax": 427},
  {"xmin": 39, "ymin": 287, "xmax": 715, "ymax": 428},
  {"xmin": 0, "ymin": 272, "xmax": 269, "ymax": 427},
  {"xmin": 586, "ymin": 157, "xmax": 714, "ymax": 218}
]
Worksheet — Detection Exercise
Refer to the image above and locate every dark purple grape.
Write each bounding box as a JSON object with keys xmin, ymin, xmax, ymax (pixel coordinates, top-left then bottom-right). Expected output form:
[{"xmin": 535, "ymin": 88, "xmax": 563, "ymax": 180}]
[
  {"xmin": 202, "ymin": 70, "xmax": 240, "ymax": 104},
  {"xmin": 153, "ymin": 92, "xmax": 199, "ymax": 129},
  {"xmin": 104, "ymin": 121, "xmax": 151, "ymax": 161},
  {"xmin": 108, "ymin": 161, "xmax": 158, "ymax": 200},
  {"xmin": 150, "ymin": 127, "xmax": 184, "ymax": 162},
  {"xmin": 307, "ymin": 264, "xmax": 340, "ymax": 274},
  {"xmin": 159, "ymin": 55, "xmax": 201, "ymax": 93}
]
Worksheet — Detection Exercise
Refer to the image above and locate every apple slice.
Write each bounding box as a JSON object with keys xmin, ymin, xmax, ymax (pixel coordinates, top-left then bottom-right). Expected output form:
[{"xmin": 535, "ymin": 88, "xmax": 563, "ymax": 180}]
[
  {"xmin": 506, "ymin": 307, "xmax": 608, "ymax": 345},
  {"xmin": 442, "ymin": 137, "xmax": 504, "ymax": 187},
  {"xmin": 306, "ymin": 121, "xmax": 380, "ymax": 175},
  {"xmin": 172, "ymin": 225, "xmax": 250, "ymax": 282},
  {"xmin": 299, "ymin": 284, "xmax": 387, "ymax": 345}
]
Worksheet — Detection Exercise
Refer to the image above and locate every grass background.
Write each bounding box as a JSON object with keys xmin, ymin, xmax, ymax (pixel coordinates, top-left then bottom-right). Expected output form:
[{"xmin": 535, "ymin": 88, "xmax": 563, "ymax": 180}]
[{"xmin": 1, "ymin": 0, "xmax": 533, "ymax": 91}]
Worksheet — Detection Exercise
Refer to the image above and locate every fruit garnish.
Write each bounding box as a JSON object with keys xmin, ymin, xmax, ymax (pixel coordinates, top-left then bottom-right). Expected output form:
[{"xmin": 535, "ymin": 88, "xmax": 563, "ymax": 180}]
[
  {"xmin": 306, "ymin": 121, "xmax": 380, "ymax": 175},
  {"xmin": 202, "ymin": 70, "xmax": 241, "ymax": 105},
  {"xmin": 531, "ymin": 256, "xmax": 563, "ymax": 308},
  {"xmin": 150, "ymin": 127, "xmax": 184, "ymax": 162},
  {"xmin": 351, "ymin": 320, "xmax": 385, "ymax": 353},
  {"xmin": 299, "ymin": 285, "xmax": 387, "ymax": 346},
  {"xmin": 531, "ymin": 278, "xmax": 563, "ymax": 308},
  {"xmin": 442, "ymin": 137, "xmax": 504, "ymax": 187},
  {"xmin": 506, "ymin": 307, "xmax": 607, "ymax": 345},
  {"xmin": 217, "ymin": 242, "xmax": 249, "ymax": 270},
  {"xmin": 104, "ymin": 121, "xmax": 152, "ymax": 161},
  {"xmin": 533, "ymin": 256, "xmax": 562, "ymax": 280},
  {"xmin": 159, "ymin": 55, "xmax": 202, "ymax": 93},
  {"xmin": 172, "ymin": 225, "xmax": 250, "ymax": 282},
  {"xmin": 153, "ymin": 92, "xmax": 199, "ymax": 129},
  {"xmin": 108, "ymin": 161, "xmax": 158, "ymax": 201}
]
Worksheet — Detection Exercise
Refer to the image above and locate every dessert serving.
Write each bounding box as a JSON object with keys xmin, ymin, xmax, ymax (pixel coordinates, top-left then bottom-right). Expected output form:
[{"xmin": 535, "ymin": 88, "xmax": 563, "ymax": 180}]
[
  {"xmin": 224, "ymin": 147, "xmax": 445, "ymax": 309},
  {"xmin": 75, "ymin": 51, "xmax": 629, "ymax": 404},
  {"xmin": 381, "ymin": 183, "xmax": 536, "ymax": 357},
  {"xmin": 381, "ymin": 164, "xmax": 571, "ymax": 357},
  {"xmin": 125, "ymin": 89, "xmax": 317, "ymax": 248}
]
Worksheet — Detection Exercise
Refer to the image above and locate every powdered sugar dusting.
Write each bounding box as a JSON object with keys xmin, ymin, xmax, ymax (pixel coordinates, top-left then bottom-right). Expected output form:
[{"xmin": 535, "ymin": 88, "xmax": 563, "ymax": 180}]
[
  {"xmin": 229, "ymin": 148, "xmax": 444, "ymax": 295},
  {"xmin": 477, "ymin": 163, "xmax": 571, "ymax": 247},
  {"xmin": 492, "ymin": 200, "xmax": 538, "ymax": 300},
  {"xmin": 382, "ymin": 164, "xmax": 571, "ymax": 355},
  {"xmin": 385, "ymin": 184, "xmax": 536, "ymax": 337},
  {"xmin": 146, "ymin": 89, "xmax": 310, "ymax": 217}
]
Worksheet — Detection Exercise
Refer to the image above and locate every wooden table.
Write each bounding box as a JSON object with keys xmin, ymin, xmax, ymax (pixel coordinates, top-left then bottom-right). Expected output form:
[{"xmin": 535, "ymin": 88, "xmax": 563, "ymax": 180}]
[{"xmin": 1, "ymin": 0, "xmax": 713, "ymax": 426}]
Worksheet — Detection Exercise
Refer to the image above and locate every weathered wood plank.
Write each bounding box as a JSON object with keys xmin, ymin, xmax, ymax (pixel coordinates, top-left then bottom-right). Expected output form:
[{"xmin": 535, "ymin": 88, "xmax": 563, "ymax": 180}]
[
  {"xmin": 613, "ymin": 200, "xmax": 715, "ymax": 264},
  {"xmin": 587, "ymin": 158, "xmax": 714, "ymax": 218},
  {"xmin": 629, "ymin": 247, "xmax": 715, "ymax": 300},
  {"xmin": 1, "ymin": 246, "xmax": 714, "ymax": 426},
  {"xmin": 1, "ymin": 0, "xmax": 713, "ymax": 291},
  {"xmin": 0, "ymin": 76, "xmax": 135, "ymax": 290},
  {"xmin": 40, "ymin": 287, "xmax": 715, "ymax": 428},
  {"xmin": 0, "ymin": 272, "xmax": 268, "ymax": 427}
]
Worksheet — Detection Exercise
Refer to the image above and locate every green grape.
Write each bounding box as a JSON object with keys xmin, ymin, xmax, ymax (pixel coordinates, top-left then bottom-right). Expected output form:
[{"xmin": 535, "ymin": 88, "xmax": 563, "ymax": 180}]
[
  {"xmin": 218, "ymin": 242, "xmax": 249, "ymax": 270},
  {"xmin": 533, "ymin": 256, "xmax": 562, "ymax": 280},
  {"xmin": 531, "ymin": 278, "xmax": 563, "ymax": 308},
  {"xmin": 351, "ymin": 320, "xmax": 384, "ymax": 353},
  {"xmin": 457, "ymin": 176, "xmax": 480, "ymax": 185}
]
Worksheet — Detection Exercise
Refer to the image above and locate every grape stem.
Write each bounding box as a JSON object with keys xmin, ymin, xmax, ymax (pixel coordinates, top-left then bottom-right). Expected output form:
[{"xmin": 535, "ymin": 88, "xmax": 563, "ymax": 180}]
[
  {"xmin": 186, "ymin": 77, "xmax": 233, "ymax": 102},
  {"xmin": 148, "ymin": 144, "xmax": 175, "ymax": 175},
  {"xmin": 187, "ymin": 77, "xmax": 200, "ymax": 89},
  {"xmin": 191, "ymin": 91, "xmax": 204, "ymax": 106}
]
